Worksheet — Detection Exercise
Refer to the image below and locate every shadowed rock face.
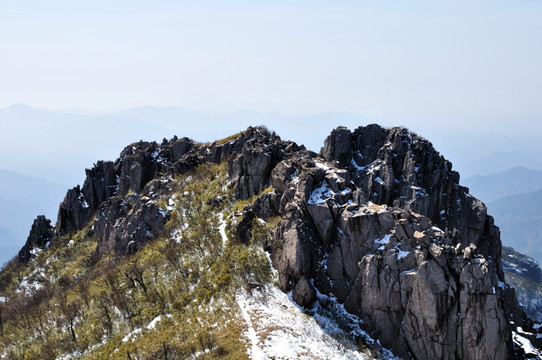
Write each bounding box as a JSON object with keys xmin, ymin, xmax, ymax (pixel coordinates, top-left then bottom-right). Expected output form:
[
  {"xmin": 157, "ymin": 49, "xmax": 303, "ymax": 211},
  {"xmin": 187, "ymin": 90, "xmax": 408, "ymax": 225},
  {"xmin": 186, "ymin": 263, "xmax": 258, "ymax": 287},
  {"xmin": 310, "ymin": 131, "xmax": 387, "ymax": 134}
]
[
  {"xmin": 18, "ymin": 215, "xmax": 56, "ymax": 262},
  {"xmin": 17, "ymin": 124, "xmax": 540, "ymax": 359}
]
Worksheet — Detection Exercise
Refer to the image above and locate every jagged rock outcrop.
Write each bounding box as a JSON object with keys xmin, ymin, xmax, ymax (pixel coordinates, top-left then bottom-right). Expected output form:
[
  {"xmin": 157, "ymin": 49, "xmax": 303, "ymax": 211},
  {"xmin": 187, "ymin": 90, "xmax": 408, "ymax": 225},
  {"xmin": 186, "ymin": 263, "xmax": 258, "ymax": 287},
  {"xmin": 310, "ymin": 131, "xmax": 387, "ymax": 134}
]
[
  {"xmin": 53, "ymin": 126, "xmax": 300, "ymax": 255},
  {"xmin": 265, "ymin": 125, "xmax": 537, "ymax": 359},
  {"xmin": 17, "ymin": 124, "xmax": 541, "ymax": 359},
  {"xmin": 18, "ymin": 215, "xmax": 56, "ymax": 262}
]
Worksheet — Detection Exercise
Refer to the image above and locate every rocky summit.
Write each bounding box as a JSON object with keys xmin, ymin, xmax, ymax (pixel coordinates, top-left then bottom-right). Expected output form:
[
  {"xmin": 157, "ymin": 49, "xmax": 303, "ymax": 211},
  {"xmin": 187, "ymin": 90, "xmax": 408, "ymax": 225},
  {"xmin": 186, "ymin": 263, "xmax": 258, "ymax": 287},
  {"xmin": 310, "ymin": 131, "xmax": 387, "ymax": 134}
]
[{"xmin": 9, "ymin": 125, "xmax": 542, "ymax": 359}]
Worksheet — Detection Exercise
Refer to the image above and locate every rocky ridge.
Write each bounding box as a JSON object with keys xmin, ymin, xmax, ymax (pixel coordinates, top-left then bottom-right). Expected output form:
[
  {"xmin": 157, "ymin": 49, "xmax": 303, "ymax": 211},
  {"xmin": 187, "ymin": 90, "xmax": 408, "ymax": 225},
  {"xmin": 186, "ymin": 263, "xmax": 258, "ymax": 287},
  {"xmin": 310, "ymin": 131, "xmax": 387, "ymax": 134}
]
[
  {"xmin": 39, "ymin": 127, "xmax": 301, "ymax": 257},
  {"xmin": 17, "ymin": 125, "xmax": 542, "ymax": 359}
]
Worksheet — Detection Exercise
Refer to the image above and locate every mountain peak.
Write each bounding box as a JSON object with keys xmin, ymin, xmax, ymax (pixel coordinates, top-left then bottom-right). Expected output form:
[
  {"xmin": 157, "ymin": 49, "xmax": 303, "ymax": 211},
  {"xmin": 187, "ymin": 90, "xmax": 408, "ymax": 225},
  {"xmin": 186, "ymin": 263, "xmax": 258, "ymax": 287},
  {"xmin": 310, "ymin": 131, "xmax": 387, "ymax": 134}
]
[
  {"xmin": 2, "ymin": 124, "xmax": 540, "ymax": 359},
  {"xmin": 1, "ymin": 103, "xmax": 37, "ymax": 114}
]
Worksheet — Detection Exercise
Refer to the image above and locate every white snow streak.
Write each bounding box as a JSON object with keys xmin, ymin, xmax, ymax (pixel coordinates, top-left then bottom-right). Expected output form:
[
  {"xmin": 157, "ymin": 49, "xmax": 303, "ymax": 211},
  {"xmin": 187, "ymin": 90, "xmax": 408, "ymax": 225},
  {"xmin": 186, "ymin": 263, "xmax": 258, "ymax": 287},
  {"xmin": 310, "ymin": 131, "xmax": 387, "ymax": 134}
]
[
  {"xmin": 218, "ymin": 213, "xmax": 228, "ymax": 247},
  {"xmin": 237, "ymin": 296, "xmax": 266, "ymax": 360},
  {"xmin": 512, "ymin": 330, "xmax": 539, "ymax": 356},
  {"xmin": 236, "ymin": 287, "xmax": 370, "ymax": 360},
  {"xmin": 146, "ymin": 315, "xmax": 162, "ymax": 330},
  {"xmin": 375, "ymin": 234, "xmax": 392, "ymax": 245}
]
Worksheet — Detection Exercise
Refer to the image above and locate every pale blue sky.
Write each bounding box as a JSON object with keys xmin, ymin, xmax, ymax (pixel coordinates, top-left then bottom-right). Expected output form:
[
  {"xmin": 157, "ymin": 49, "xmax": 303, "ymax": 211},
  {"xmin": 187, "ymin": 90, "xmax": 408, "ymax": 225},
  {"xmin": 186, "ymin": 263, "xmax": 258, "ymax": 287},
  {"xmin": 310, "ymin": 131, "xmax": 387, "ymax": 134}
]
[{"xmin": 1, "ymin": 0, "xmax": 542, "ymax": 127}]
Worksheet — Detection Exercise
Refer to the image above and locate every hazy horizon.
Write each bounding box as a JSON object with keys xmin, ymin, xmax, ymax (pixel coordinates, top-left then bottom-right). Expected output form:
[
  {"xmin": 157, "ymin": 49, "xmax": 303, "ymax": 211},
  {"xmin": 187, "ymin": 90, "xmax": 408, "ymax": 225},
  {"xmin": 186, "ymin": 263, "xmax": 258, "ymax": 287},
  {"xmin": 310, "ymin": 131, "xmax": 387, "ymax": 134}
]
[
  {"xmin": 2, "ymin": 1, "xmax": 542, "ymax": 128},
  {"xmin": 2, "ymin": 102, "xmax": 542, "ymax": 267},
  {"xmin": 2, "ymin": 102, "xmax": 542, "ymax": 186}
]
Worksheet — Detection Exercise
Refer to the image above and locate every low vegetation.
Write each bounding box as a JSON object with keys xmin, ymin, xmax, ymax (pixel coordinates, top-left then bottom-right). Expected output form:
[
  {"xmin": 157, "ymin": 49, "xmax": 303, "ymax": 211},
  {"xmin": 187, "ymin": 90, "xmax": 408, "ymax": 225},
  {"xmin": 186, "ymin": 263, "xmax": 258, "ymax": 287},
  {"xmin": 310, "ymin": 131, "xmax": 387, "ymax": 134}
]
[{"xmin": 0, "ymin": 162, "xmax": 275, "ymax": 359}]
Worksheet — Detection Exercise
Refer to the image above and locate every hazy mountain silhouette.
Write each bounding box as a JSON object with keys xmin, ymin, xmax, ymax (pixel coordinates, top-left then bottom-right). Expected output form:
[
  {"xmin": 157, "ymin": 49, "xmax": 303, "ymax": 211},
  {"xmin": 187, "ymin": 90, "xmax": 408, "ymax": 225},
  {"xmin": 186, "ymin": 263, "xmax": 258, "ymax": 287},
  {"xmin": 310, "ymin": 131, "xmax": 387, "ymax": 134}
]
[
  {"xmin": 0, "ymin": 170, "xmax": 65, "ymax": 264},
  {"xmin": 488, "ymin": 188, "xmax": 542, "ymax": 265},
  {"xmin": 463, "ymin": 167, "xmax": 542, "ymax": 203}
]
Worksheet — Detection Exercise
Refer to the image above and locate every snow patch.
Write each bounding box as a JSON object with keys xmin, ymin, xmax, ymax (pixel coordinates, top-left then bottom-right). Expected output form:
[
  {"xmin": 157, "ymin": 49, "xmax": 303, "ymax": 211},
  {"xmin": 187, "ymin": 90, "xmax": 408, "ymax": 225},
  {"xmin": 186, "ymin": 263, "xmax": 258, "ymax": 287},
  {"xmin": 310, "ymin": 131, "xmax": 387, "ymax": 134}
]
[
  {"xmin": 410, "ymin": 185, "xmax": 428, "ymax": 197},
  {"xmin": 147, "ymin": 315, "xmax": 162, "ymax": 330},
  {"xmin": 218, "ymin": 213, "xmax": 228, "ymax": 247},
  {"xmin": 375, "ymin": 177, "xmax": 385, "ymax": 185},
  {"xmin": 396, "ymin": 248, "xmax": 410, "ymax": 260},
  {"xmin": 430, "ymin": 226, "xmax": 443, "ymax": 233},
  {"xmin": 308, "ymin": 183, "xmax": 333, "ymax": 205},
  {"xmin": 16, "ymin": 267, "xmax": 46, "ymax": 295},
  {"xmin": 122, "ymin": 327, "xmax": 142, "ymax": 342},
  {"xmin": 236, "ymin": 286, "xmax": 372, "ymax": 360},
  {"xmin": 158, "ymin": 208, "xmax": 169, "ymax": 217},
  {"xmin": 375, "ymin": 234, "xmax": 392, "ymax": 245},
  {"xmin": 122, "ymin": 314, "xmax": 172, "ymax": 343},
  {"xmin": 315, "ymin": 161, "xmax": 331, "ymax": 171},
  {"xmin": 350, "ymin": 157, "xmax": 366, "ymax": 171},
  {"xmin": 237, "ymin": 296, "xmax": 266, "ymax": 360},
  {"xmin": 512, "ymin": 330, "xmax": 539, "ymax": 356},
  {"xmin": 171, "ymin": 229, "xmax": 182, "ymax": 244}
]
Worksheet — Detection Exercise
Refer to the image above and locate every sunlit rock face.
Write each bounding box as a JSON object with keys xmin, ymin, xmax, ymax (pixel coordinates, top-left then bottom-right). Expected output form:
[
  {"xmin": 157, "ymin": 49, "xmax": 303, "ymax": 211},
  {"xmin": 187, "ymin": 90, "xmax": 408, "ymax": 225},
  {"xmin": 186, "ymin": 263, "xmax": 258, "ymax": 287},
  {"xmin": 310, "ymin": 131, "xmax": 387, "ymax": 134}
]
[
  {"xmin": 265, "ymin": 125, "xmax": 533, "ymax": 359},
  {"xmin": 17, "ymin": 125, "xmax": 540, "ymax": 359}
]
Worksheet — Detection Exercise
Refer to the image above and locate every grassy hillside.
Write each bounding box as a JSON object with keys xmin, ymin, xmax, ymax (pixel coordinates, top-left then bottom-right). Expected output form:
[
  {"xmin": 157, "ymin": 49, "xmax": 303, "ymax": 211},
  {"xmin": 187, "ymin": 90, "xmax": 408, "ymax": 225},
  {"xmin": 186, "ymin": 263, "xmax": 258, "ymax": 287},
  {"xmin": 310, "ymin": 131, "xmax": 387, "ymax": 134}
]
[
  {"xmin": 0, "ymin": 162, "xmax": 273, "ymax": 359},
  {"xmin": 0, "ymin": 161, "xmax": 382, "ymax": 359}
]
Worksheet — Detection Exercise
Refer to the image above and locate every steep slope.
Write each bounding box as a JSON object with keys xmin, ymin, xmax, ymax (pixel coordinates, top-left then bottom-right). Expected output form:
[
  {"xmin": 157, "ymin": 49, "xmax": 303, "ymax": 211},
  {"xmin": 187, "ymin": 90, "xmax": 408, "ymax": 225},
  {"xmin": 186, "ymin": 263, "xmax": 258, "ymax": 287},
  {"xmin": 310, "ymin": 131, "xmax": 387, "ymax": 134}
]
[
  {"xmin": 502, "ymin": 246, "xmax": 542, "ymax": 322},
  {"xmin": 0, "ymin": 162, "xmax": 278, "ymax": 359},
  {"xmin": 462, "ymin": 167, "xmax": 542, "ymax": 203},
  {"xmin": 265, "ymin": 126, "xmax": 540, "ymax": 359},
  {"xmin": 488, "ymin": 188, "xmax": 542, "ymax": 266},
  {"xmin": 1, "ymin": 125, "xmax": 540, "ymax": 359}
]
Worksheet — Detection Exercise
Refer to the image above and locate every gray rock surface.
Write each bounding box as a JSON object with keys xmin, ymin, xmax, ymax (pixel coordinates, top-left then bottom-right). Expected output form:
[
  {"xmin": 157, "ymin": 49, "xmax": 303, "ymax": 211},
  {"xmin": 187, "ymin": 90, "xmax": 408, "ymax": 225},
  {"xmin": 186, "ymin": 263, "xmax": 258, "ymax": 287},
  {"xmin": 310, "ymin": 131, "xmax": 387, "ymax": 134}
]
[
  {"xmin": 54, "ymin": 126, "xmax": 300, "ymax": 256},
  {"xmin": 266, "ymin": 125, "xmax": 536, "ymax": 359},
  {"xmin": 17, "ymin": 124, "xmax": 541, "ymax": 358}
]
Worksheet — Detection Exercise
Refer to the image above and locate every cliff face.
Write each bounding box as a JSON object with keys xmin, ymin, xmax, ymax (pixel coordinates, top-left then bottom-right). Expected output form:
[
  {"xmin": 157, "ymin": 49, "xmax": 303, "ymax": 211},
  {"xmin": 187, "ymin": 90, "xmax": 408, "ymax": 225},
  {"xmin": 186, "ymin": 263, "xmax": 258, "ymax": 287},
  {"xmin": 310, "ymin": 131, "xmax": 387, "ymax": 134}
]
[
  {"xmin": 16, "ymin": 125, "xmax": 541, "ymax": 359},
  {"xmin": 267, "ymin": 126, "xmax": 532, "ymax": 359}
]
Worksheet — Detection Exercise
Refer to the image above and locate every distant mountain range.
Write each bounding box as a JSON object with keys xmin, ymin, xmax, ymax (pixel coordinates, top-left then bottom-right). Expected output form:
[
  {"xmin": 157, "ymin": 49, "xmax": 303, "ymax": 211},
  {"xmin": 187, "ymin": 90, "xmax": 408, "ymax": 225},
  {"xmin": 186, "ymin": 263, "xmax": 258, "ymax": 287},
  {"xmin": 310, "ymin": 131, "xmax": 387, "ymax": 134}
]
[
  {"xmin": 426, "ymin": 130, "xmax": 542, "ymax": 178},
  {"xmin": 460, "ymin": 167, "xmax": 542, "ymax": 265},
  {"xmin": 0, "ymin": 104, "xmax": 173, "ymax": 186},
  {"xmin": 488, "ymin": 188, "xmax": 542, "ymax": 266},
  {"xmin": 4, "ymin": 104, "xmax": 542, "ymax": 183},
  {"xmin": 462, "ymin": 167, "xmax": 542, "ymax": 203},
  {"xmin": 0, "ymin": 169, "xmax": 65, "ymax": 265},
  {"xmin": 461, "ymin": 151, "xmax": 542, "ymax": 178},
  {"xmin": 2, "ymin": 103, "xmax": 542, "ymax": 267}
]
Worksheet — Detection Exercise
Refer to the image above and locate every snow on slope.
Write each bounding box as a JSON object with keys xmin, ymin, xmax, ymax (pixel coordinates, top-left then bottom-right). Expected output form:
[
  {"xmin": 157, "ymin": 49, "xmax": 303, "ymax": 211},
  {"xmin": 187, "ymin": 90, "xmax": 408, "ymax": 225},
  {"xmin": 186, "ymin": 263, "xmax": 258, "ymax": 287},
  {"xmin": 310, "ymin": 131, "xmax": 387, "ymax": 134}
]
[{"xmin": 236, "ymin": 285, "xmax": 399, "ymax": 360}]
